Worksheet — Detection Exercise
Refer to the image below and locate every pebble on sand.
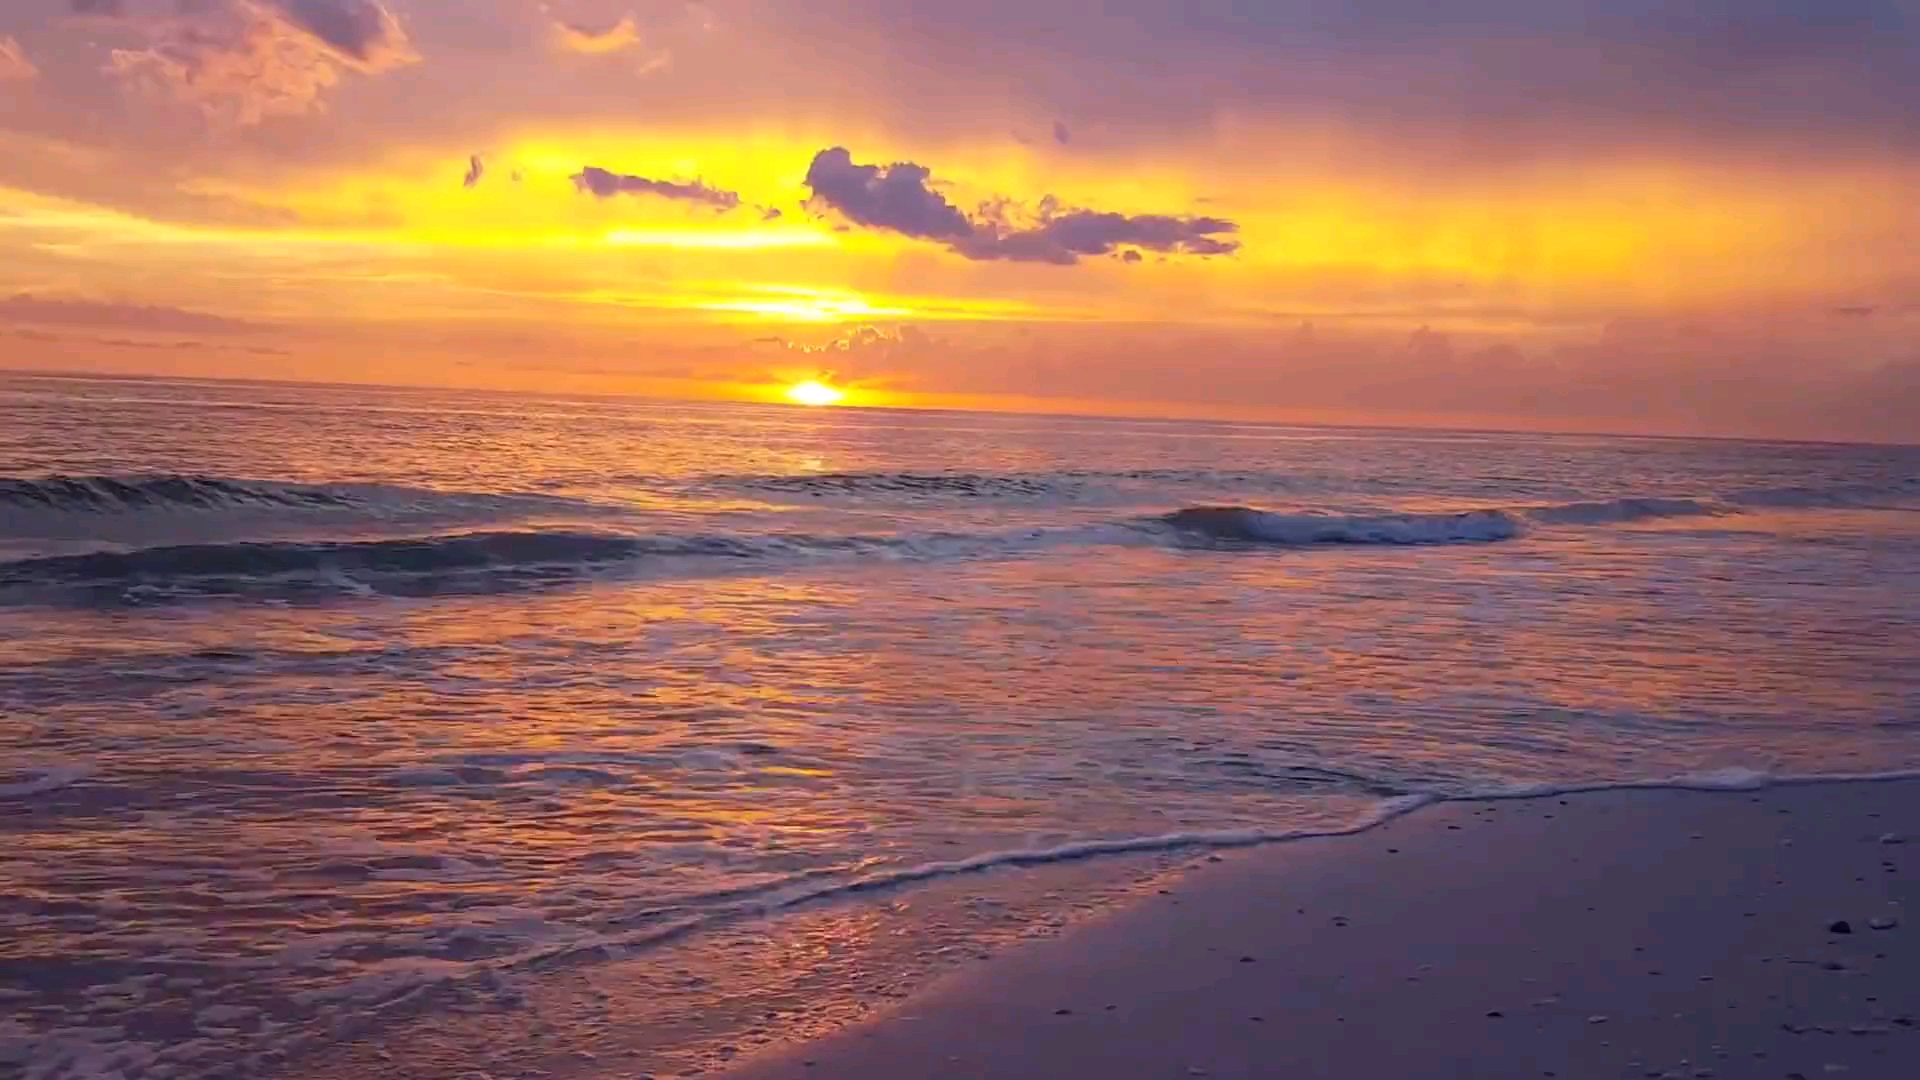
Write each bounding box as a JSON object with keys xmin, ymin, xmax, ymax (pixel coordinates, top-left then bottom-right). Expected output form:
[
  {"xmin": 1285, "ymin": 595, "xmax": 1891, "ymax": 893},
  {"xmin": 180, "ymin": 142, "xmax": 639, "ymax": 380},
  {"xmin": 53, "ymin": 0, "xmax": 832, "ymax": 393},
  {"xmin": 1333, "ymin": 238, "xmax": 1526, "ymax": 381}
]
[
  {"xmin": 1828, "ymin": 920, "xmax": 1853, "ymax": 934},
  {"xmin": 1868, "ymin": 915, "xmax": 1899, "ymax": 930}
]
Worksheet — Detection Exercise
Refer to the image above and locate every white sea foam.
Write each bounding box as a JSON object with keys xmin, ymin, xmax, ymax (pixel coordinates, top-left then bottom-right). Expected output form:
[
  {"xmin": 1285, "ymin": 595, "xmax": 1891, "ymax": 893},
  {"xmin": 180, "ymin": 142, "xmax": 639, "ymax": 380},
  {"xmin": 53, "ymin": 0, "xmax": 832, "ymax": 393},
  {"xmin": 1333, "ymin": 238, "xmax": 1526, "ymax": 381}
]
[
  {"xmin": 1459, "ymin": 766, "xmax": 1920, "ymax": 801},
  {"xmin": 402, "ymin": 769, "xmax": 1920, "ymax": 984},
  {"xmin": 490, "ymin": 769, "xmax": 1920, "ymax": 980}
]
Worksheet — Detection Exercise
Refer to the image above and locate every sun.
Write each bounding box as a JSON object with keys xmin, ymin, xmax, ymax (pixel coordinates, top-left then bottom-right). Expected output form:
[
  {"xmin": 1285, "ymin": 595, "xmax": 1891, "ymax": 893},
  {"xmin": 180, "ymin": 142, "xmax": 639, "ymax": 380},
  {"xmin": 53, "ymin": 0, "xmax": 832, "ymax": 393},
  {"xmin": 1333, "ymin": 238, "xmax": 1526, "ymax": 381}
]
[{"xmin": 785, "ymin": 379, "xmax": 845, "ymax": 407}]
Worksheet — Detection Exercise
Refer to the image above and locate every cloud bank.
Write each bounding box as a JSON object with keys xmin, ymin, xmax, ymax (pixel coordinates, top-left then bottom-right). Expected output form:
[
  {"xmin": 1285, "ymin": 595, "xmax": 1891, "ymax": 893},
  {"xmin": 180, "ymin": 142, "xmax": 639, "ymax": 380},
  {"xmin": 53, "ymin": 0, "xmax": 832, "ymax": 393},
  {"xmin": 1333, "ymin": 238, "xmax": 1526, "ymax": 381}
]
[
  {"xmin": 0, "ymin": 295, "xmax": 263, "ymax": 334},
  {"xmin": 803, "ymin": 147, "xmax": 1238, "ymax": 264}
]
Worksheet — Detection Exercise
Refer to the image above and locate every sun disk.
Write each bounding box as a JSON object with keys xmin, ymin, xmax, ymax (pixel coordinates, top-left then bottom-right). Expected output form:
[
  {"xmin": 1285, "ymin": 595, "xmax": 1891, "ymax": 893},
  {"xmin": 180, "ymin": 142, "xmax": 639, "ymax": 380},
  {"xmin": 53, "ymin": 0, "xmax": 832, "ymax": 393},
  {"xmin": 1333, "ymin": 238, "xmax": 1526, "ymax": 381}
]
[{"xmin": 786, "ymin": 380, "xmax": 845, "ymax": 406}]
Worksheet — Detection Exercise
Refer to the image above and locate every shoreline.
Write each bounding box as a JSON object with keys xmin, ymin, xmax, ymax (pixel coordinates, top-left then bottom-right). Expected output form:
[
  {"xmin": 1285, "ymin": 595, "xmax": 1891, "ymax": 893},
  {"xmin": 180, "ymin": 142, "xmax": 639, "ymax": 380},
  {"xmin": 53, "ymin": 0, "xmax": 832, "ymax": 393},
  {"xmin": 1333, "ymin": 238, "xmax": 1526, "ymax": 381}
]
[{"xmin": 721, "ymin": 777, "xmax": 1918, "ymax": 1079}]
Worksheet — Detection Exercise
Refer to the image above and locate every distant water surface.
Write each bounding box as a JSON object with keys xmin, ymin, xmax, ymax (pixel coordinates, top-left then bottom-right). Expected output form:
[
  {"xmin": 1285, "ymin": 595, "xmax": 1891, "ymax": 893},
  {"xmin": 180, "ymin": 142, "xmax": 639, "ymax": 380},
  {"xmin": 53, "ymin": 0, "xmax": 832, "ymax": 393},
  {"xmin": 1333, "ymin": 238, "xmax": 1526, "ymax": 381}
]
[{"xmin": 2, "ymin": 374, "xmax": 1917, "ymax": 1079}]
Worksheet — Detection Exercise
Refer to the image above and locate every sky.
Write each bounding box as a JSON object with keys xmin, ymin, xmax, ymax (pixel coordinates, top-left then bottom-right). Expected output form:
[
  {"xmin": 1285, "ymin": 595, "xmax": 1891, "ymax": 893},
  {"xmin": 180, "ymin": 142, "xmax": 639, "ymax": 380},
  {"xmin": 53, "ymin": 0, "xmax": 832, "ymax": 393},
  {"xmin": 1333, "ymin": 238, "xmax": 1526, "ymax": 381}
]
[{"xmin": 1, "ymin": 1, "xmax": 1917, "ymax": 441}]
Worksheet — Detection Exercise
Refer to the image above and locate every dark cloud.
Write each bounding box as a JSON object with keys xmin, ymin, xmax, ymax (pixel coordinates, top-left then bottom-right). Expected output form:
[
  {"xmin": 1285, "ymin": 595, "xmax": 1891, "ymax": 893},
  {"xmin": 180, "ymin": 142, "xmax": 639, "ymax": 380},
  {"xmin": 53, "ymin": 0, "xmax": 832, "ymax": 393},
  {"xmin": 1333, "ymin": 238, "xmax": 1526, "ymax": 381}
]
[
  {"xmin": 802, "ymin": 147, "xmax": 973, "ymax": 240},
  {"xmin": 572, "ymin": 166, "xmax": 740, "ymax": 209},
  {"xmin": 463, "ymin": 154, "xmax": 484, "ymax": 189},
  {"xmin": 802, "ymin": 147, "xmax": 1238, "ymax": 264},
  {"xmin": 761, "ymin": 206, "xmax": 782, "ymax": 221},
  {"xmin": 67, "ymin": 0, "xmax": 123, "ymax": 12},
  {"xmin": 1052, "ymin": 120, "xmax": 1070, "ymax": 145},
  {"xmin": 963, "ymin": 206, "xmax": 1238, "ymax": 264},
  {"xmin": 279, "ymin": 0, "xmax": 402, "ymax": 63},
  {"xmin": 0, "ymin": 295, "xmax": 261, "ymax": 334},
  {"xmin": 1832, "ymin": 305, "xmax": 1877, "ymax": 318}
]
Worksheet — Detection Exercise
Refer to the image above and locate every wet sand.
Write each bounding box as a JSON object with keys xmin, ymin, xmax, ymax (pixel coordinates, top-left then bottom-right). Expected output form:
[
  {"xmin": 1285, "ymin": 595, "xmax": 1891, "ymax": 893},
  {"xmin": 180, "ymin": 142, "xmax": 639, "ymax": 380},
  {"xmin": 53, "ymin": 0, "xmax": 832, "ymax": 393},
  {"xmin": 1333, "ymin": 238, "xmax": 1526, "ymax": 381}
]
[{"xmin": 722, "ymin": 778, "xmax": 1917, "ymax": 1079}]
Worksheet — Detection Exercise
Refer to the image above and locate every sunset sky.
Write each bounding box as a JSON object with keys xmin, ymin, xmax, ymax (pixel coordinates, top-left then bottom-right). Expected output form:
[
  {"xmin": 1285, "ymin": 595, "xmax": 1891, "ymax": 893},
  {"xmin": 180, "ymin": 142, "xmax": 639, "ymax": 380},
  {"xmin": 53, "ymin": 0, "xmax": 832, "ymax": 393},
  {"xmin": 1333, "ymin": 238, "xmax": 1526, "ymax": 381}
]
[{"xmin": 1, "ymin": 1, "xmax": 1917, "ymax": 440}]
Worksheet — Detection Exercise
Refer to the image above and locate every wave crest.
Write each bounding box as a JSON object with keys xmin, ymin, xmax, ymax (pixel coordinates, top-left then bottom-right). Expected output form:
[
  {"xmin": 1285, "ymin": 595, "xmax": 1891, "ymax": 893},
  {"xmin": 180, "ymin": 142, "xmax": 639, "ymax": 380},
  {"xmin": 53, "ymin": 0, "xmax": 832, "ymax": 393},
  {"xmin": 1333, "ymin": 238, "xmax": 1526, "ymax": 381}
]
[
  {"xmin": 6, "ymin": 530, "xmax": 656, "ymax": 585},
  {"xmin": 1159, "ymin": 506, "xmax": 1521, "ymax": 546},
  {"xmin": 1724, "ymin": 479, "xmax": 1920, "ymax": 510},
  {"xmin": 730, "ymin": 472, "xmax": 1065, "ymax": 499},
  {"xmin": 0, "ymin": 475, "xmax": 360, "ymax": 513},
  {"xmin": 0, "ymin": 527, "xmax": 1088, "ymax": 603},
  {"xmin": 1524, "ymin": 497, "xmax": 1724, "ymax": 525}
]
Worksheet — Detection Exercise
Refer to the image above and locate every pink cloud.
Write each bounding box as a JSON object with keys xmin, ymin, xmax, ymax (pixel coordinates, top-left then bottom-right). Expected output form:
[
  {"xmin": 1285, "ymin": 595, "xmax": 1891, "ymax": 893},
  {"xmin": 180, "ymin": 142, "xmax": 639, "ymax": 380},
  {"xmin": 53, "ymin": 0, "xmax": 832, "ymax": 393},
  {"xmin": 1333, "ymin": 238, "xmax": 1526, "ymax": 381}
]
[
  {"xmin": 108, "ymin": 1, "xmax": 418, "ymax": 125},
  {"xmin": 0, "ymin": 36, "xmax": 38, "ymax": 81}
]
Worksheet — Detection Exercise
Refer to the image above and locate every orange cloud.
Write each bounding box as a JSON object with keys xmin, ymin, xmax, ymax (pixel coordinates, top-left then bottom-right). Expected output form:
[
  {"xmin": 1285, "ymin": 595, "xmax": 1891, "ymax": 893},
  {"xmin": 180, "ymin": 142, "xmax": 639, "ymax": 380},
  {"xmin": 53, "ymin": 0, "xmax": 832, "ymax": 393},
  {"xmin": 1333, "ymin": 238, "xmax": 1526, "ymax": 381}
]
[
  {"xmin": 542, "ymin": 8, "xmax": 671, "ymax": 74},
  {"xmin": 549, "ymin": 13, "xmax": 643, "ymax": 55}
]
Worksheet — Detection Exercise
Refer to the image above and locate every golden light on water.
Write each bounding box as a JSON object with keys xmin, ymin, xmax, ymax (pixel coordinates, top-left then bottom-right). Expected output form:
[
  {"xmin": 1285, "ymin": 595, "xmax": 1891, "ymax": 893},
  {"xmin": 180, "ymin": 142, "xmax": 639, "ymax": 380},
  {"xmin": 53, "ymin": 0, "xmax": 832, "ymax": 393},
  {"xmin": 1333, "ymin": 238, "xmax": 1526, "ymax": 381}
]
[{"xmin": 785, "ymin": 380, "xmax": 845, "ymax": 407}]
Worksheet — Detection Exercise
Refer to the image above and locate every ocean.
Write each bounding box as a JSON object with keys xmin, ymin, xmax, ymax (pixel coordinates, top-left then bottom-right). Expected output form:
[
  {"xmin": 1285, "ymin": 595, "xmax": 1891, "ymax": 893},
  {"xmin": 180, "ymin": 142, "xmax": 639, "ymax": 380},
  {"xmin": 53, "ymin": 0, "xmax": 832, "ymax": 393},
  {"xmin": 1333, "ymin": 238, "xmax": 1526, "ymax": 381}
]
[{"xmin": 4, "ymin": 372, "xmax": 1918, "ymax": 1079}]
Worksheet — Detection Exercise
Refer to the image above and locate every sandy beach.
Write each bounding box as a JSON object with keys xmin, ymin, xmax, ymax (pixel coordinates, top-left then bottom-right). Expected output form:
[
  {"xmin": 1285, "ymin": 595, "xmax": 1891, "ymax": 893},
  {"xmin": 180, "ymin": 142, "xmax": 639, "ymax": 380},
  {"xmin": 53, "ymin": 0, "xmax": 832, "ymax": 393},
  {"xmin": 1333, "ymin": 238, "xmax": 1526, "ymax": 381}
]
[{"xmin": 723, "ymin": 778, "xmax": 1917, "ymax": 1079}]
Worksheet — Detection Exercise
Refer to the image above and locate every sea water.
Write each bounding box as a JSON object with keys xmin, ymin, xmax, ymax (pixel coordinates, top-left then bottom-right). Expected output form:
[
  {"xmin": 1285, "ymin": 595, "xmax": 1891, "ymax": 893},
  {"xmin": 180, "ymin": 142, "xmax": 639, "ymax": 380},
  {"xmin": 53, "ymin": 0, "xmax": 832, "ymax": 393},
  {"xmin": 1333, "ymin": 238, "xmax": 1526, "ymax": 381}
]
[{"xmin": 3, "ymin": 373, "xmax": 1917, "ymax": 1078}]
